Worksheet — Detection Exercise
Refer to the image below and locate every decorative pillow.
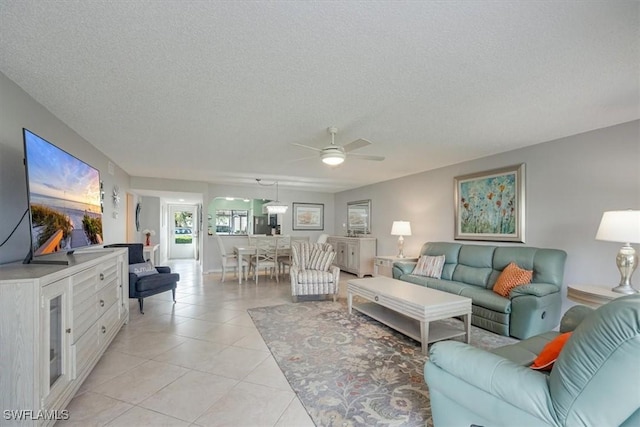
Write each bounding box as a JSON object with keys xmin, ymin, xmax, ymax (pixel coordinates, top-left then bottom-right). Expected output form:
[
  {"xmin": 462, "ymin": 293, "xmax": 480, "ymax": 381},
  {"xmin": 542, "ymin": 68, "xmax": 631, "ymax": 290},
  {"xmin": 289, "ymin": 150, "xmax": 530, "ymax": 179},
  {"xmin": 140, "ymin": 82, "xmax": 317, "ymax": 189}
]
[
  {"xmin": 493, "ymin": 262, "xmax": 533, "ymax": 297},
  {"xmin": 412, "ymin": 255, "xmax": 445, "ymax": 279},
  {"xmin": 129, "ymin": 261, "xmax": 158, "ymax": 277},
  {"xmin": 531, "ymin": 332, "xmax": 572, "ymax": 371},
  {"xmin": 308, "ymin": 249, "xmax": 335, "ymax": 271}
]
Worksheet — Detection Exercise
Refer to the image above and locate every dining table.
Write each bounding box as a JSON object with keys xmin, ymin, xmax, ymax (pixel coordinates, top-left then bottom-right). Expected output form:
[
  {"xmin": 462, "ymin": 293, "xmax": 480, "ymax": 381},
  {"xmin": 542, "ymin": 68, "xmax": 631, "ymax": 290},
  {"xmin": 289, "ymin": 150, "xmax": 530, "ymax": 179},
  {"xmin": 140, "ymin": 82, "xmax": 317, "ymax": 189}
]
[{"xmin": 233, "ymin": 237, "xmax": 292, "ymax": 284}]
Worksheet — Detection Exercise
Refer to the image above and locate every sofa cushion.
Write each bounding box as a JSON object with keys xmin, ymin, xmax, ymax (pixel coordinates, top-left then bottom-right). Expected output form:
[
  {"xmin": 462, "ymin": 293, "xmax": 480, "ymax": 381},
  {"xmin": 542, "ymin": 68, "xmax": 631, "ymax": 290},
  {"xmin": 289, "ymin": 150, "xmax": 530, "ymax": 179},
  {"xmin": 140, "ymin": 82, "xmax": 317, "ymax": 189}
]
[
  {"xmin": 493, "ymin": 262, "xmax": 533, "ymax": 297},
  {"xmin": 459, "ymin": 286, "xmax": 511, "ymax": 313},
  {"xmin": 491, "ymin": 331, "xmax": 560, "ymax": 366},
  {"xmin": 451, "ymin": 245, "xmax": 495, "ymax": 287},
  {"xmin": 412, "ymin": 255, "xmax": 445, "ymax": 278},
  {"xmin": 295, "ymin": 270, "xmax": 335, "ymax": 284},
  {"xmin": 135, "ymin": 273, "xmax": 179, "ymax": 292},
  {"xmin": 398, "ymin": 274, "xmax": 430, "ymax": 287},
  {"xmin": 424, "ymin": 278, "xmax": 468, "ymax": 295}
]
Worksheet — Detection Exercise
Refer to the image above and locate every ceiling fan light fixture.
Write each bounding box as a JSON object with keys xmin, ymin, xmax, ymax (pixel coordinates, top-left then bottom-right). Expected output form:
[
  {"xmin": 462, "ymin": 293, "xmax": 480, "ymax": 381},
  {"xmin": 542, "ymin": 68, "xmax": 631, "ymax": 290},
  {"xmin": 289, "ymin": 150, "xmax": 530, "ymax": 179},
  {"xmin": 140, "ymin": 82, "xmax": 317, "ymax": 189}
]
[{"xmin": 321, "ymin": 150, "xmax": 346, "ymax": 165}]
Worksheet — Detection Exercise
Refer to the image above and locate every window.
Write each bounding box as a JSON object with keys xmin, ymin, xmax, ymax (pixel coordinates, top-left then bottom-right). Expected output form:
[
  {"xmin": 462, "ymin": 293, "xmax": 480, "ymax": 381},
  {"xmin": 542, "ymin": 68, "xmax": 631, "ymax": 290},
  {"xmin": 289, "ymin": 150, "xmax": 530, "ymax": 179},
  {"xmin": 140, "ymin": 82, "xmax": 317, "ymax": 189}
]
[{"xmin": 215, "ymin": 210, "xmax": 248, "ymax": 235}]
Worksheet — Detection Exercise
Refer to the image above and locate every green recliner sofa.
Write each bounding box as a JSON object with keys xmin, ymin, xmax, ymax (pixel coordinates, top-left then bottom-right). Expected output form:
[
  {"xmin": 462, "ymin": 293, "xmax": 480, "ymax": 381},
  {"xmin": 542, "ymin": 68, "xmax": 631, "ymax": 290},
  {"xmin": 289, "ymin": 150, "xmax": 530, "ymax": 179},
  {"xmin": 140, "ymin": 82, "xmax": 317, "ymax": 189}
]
[
  {"xmin": 392, "ymin": 242, "xmax": 567, "ymax": 339},
  {"xmin": 424, "ymin": 294, "xmax": 640, "ymax": 426}
]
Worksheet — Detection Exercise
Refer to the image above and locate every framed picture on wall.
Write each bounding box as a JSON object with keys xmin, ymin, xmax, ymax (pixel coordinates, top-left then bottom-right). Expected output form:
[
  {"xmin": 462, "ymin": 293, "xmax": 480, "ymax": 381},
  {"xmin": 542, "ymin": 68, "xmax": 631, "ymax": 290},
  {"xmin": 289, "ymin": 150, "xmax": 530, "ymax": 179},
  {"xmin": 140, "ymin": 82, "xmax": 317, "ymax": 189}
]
[
  {"xmin": 454, "ymin": 164, "xmax": 525, "ymax": 242},
  {"xmin": 292, "ymin": 203, "xmax": 324, "ymax": 230}
]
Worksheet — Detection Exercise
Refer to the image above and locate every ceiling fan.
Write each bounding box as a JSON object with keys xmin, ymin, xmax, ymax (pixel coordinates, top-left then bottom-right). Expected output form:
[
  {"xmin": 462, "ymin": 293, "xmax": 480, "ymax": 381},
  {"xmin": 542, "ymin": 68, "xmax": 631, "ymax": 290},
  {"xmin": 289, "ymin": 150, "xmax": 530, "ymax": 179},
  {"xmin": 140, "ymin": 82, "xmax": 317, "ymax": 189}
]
[{"xmin": 291, "ymin": 127, "xmax": 385, "ymax": 166}]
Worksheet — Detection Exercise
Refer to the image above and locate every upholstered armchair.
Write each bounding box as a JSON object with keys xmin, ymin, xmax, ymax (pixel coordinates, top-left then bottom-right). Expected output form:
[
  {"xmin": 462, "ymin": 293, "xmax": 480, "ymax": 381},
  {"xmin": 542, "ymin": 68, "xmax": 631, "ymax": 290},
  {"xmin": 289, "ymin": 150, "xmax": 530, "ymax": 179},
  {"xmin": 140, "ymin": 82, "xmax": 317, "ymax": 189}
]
[
  {"xmin": 424, "ymin": 294, "xmax": 640, "ymax": 427},
  {"xmin": 105, "ymin": 243, "xmax": 180, "ymax": 314},
  {"xmin": 290, "ymin": 242, "xmax": 340, "ymax": 302}
]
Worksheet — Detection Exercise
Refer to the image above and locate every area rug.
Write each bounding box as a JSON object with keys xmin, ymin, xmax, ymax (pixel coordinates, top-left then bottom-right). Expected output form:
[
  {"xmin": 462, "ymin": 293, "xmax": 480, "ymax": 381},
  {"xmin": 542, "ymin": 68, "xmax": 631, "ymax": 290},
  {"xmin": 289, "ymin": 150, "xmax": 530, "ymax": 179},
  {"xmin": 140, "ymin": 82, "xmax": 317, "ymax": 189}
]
[{"xmin": 248, "ymin": 301, "xmax": 517, "ymax": 427}]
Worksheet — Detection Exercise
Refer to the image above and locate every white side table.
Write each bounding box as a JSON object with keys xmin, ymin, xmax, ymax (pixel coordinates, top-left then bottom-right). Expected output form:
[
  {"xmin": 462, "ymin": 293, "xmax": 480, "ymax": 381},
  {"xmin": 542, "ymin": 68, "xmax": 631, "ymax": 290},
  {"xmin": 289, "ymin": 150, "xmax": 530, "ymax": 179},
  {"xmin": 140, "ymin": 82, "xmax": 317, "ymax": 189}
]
[
  {"xmin": 374, "ymin": 255, "xmax": 418, "ymax": 278},
  {"xmin": 567, "ymin": 284, "xmax": 627, "ymax": 308},
  {"xmin": 143, "ymin": 244, "xmax": 160, "ymax": 266}
]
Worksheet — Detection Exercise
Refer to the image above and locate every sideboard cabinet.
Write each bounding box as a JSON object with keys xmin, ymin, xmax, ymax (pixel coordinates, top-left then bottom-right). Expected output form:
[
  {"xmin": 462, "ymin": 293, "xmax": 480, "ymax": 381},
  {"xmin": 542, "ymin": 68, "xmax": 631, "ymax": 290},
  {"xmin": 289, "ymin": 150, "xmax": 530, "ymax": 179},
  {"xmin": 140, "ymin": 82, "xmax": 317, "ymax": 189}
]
[
  {"xmin": 0, "ymin": 249, "xmax": 128, "ymax": 426},
  {"xmin": 327, "ymin": 236, "xmax": 376, "ymax": 278}
]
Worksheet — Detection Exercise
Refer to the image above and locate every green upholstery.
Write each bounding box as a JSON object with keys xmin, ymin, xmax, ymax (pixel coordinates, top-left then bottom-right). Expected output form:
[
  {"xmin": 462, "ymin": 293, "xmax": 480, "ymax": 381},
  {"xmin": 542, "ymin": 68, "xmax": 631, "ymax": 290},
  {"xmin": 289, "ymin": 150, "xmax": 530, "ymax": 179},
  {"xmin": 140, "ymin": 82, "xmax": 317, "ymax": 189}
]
[
  {"xmin": 425, "ymin": 295, "xmax": 640, "ymax": 426},
  {"xmin": 393, "ymin": 241, "xmax": 567, "ymax": 339}
]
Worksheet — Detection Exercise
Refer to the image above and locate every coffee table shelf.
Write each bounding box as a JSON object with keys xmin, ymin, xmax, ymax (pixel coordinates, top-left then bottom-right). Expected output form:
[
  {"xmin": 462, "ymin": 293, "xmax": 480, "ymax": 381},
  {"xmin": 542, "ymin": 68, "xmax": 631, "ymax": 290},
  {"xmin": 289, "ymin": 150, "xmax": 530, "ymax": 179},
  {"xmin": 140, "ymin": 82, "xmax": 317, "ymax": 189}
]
[{"xmin": 353, "ymin": 302, "xmax": 467, "ymax": 344}]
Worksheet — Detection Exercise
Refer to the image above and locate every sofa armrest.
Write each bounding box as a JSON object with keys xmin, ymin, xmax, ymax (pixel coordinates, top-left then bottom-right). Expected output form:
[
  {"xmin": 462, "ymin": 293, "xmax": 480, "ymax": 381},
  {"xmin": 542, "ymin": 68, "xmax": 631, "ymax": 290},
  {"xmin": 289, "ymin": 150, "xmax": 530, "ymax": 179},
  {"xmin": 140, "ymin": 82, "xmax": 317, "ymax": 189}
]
[
  {"xmin": 392, "ymin": 261, "xmax": 416, "ymax": 277},
  {"xmin": 510, "ymin": 282, "xmax": 558, "ymax": 298},
  {"xmin": 155, "ymin": 266, "xmax": 171, "ymax": 274},
  {"xmin": 559, "ymin": 304, "xmax": 593, "ymax": 333},
  {"xmin": 427, "ymin": 341, "xmax": 558, "ymax": 425}
]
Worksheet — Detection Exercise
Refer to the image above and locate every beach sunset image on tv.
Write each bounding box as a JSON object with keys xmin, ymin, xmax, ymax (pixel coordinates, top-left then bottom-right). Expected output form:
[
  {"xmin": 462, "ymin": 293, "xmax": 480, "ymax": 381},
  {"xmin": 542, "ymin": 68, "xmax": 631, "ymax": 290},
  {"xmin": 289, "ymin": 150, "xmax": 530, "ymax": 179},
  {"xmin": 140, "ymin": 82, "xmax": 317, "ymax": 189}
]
[{"xmin": 24, "ymin": 130, "xmax": 103, "ymax": 256}]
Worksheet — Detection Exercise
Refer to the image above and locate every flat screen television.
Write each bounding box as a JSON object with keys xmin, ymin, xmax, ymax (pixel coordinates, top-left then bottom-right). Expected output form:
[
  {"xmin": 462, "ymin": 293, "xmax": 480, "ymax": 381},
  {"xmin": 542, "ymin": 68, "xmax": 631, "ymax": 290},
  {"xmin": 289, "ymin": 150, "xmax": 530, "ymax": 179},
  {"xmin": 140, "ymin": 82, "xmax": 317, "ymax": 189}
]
[{"xmin": 23, "ymin": 129, "xmax": 103, "ymax": 264}]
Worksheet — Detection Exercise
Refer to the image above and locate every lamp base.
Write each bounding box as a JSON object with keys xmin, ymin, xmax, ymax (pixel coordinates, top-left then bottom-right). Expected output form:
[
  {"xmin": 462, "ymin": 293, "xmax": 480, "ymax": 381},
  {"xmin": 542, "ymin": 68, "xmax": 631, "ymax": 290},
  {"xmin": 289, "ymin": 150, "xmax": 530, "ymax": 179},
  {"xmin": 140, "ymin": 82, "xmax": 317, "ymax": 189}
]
[
  {"xmin": 397, "ymin": 236, "xmax": 405, "ymax": 258},
  {"xmin": 612, "ymin": 243, "xmax": 638, "ymax": 294},
  {"xmin": 611, "ymin": 284, "xmax": 638, "ymax": 294}
]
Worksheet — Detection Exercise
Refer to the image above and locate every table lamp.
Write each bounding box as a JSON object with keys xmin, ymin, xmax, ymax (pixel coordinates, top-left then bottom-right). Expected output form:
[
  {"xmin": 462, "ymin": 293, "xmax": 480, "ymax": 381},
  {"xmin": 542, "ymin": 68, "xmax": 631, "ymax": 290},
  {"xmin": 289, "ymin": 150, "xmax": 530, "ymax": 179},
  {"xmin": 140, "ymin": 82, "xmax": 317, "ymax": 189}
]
[
  {"xmin": 595, "ymin": 210, "xmax": 640, "ymax": 294},
  {"xmin": 391, "ymin": 221, "xmax": 412, "ymax": 258}
]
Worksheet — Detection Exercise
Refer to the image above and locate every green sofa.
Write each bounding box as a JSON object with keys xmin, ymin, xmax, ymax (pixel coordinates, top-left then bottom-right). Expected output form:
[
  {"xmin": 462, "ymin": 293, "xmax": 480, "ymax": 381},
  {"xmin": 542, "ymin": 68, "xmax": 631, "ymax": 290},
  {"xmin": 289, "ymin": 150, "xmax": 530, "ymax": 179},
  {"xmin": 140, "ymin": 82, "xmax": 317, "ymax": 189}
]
[
  {"xmin": 424, "ymin": 294, "xmax": 640, "ymax": 426},
  {"xmin": 392, "ymin": 242, "xmax": 567, "ymax": 339}
]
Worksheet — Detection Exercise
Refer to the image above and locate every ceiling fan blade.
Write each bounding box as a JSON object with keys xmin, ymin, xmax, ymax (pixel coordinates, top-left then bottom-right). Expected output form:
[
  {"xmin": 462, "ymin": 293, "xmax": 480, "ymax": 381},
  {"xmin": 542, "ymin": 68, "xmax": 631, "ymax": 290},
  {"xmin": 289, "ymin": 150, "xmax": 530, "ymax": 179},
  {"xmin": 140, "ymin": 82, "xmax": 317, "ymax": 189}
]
[
  {"xmin": 342, "ymin": 138, "xmax": 372, "ymax": 152},
  {"xmin": 290, "ymin": 142, "xmax": 322, "ymax": 152},
  {"xmin": 348, "ymin": 153, "xmax": 385, "ymax": 161},
  {"xmin": 285, "ymin": 154, "xmax": 319, "ymax": 163}
]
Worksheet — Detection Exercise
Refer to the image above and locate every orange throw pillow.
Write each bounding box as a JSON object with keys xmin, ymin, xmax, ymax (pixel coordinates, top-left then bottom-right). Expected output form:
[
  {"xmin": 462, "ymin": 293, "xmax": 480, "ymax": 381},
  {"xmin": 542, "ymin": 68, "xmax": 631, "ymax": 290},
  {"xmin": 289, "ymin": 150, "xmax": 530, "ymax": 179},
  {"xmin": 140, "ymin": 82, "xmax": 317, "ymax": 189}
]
[
  {"xmin": 493, "ymin": 262, "xmax": 533, "ymax": 297},
  {"xmin": 531, "ymin": 332, "xmax": 572, "ymax": 370}
]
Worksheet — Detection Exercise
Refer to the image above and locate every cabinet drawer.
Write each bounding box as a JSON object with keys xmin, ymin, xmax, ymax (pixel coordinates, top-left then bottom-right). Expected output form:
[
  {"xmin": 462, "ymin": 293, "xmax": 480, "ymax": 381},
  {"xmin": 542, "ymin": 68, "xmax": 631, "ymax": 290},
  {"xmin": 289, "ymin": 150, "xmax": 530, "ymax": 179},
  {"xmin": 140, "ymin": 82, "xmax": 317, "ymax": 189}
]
[
  {"xmin": 97, "ymin": 282, "xmax": 118, "ymax": 316},
  {"xmin": 72, "ymin": 266, "xmax": 98, "ymax": 304},
  {"xmin": 98, "ymin": 303, "xmax": 120, "ymax": 346},
  {"xmin": 375, "ymin": 258, "xmax": 389, "ymax": 267},
  {"xmin": 97, "ymin": 258, "xmax": 118, "ymax": 291}
]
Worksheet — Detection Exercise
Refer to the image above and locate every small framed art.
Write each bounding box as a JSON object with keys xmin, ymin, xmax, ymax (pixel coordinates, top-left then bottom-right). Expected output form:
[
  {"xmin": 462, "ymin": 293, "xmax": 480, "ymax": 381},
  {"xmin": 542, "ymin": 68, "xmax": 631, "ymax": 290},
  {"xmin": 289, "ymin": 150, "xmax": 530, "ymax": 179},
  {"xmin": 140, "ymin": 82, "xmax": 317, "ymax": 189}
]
[{"xmin": 292, "ymin": 203, "xmax": 324, "ymax": 231}]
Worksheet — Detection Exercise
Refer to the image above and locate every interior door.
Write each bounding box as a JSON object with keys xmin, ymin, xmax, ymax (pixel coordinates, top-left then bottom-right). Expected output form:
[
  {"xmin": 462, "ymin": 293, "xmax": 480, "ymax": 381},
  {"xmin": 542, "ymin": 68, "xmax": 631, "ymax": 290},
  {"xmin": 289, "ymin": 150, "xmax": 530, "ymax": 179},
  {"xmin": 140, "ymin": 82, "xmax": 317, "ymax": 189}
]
[{"xmin": 169, "ymin": 205, "xmax": 197, "ymax": 259}]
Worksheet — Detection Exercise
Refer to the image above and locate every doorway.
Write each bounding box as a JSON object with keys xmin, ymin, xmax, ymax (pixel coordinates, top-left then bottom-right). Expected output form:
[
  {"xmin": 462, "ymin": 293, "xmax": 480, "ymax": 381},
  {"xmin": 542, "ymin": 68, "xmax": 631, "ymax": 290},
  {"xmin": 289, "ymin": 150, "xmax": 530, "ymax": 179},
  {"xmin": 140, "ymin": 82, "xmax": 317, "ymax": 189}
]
[{"xmin": 168, "ymin": 205, "xmax": 197, "ymax": 259}]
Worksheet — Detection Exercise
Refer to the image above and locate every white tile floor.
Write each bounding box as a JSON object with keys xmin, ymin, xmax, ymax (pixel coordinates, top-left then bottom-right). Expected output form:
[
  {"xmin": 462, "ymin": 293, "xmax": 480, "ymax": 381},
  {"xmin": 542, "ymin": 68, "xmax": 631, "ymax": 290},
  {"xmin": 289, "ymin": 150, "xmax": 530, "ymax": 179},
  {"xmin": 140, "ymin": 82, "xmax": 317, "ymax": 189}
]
[{"xmin": 59, "ymin": 259, "xmax": 351, "ymax": 427}]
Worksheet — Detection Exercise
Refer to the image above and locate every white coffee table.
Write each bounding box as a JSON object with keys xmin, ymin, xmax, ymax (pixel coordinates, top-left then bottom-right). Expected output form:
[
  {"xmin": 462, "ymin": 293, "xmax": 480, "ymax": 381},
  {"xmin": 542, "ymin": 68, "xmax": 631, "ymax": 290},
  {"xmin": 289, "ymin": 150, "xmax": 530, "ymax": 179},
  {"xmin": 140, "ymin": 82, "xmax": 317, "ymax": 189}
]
[{"xmin": 347, "ymin": 277, "xmax": 472, "ymax": 354}]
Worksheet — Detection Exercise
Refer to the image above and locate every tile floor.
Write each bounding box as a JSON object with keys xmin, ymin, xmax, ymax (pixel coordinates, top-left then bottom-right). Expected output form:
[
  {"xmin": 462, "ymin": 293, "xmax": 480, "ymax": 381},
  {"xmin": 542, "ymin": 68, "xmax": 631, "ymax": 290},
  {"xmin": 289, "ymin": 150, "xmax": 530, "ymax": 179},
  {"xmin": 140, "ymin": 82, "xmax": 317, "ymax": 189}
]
[{"xmin": 59, "ymin": 259, "xmax": 351, "ymax": 427}]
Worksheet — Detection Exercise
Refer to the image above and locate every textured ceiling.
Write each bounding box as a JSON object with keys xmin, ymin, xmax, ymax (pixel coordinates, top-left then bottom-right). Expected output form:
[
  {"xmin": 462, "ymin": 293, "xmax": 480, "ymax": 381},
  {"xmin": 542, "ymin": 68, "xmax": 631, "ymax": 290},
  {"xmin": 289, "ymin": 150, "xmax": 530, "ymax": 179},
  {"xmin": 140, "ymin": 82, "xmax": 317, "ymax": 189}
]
[{"xmin": 1, "ymin": 1, "xmax": 638, "ymax": 193}]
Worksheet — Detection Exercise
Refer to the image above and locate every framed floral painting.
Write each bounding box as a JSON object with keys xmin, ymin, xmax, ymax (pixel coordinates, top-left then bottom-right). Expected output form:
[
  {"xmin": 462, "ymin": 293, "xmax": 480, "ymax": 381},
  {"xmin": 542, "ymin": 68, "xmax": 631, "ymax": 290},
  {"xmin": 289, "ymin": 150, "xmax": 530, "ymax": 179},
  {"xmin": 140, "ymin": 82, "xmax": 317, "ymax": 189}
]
[
  {"xmin": 454, "ymin": 164, "xmax": 525, "ymax": 242},
  {"xmin": 292, "ymin": 203, "xmax": 324, "ymax": 230}
]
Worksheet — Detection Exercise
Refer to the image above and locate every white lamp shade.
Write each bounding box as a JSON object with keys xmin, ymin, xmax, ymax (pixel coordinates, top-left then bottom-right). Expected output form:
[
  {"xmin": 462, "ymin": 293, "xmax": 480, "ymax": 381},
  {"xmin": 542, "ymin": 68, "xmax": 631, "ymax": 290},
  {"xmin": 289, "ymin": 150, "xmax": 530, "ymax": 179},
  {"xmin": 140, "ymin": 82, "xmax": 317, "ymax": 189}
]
[
  {"xmin": 391, "ymin": 221, "xmax": 412, "ymax": 236},
  {"xmin": 595, "ymin": 210, "xmax": 640, "ymax": 244}
]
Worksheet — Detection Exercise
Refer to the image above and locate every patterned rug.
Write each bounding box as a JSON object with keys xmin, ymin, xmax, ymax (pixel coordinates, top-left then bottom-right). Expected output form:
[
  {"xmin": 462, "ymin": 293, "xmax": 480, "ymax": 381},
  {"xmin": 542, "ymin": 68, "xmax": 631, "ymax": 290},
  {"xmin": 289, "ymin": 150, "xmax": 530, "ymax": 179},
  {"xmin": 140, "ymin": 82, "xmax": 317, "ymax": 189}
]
[{"xmin": 248, "ymin": 301, "xmax": 517, "ymax": 427}]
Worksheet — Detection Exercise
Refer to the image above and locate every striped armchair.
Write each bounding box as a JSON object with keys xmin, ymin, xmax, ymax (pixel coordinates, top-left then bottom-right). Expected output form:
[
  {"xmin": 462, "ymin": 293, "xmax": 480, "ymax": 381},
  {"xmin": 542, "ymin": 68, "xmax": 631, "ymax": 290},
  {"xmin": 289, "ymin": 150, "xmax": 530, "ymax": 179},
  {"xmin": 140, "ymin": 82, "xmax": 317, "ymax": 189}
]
[{"xmin": 290, "ymin": 242, "xmax": 340, "ymax": 302}]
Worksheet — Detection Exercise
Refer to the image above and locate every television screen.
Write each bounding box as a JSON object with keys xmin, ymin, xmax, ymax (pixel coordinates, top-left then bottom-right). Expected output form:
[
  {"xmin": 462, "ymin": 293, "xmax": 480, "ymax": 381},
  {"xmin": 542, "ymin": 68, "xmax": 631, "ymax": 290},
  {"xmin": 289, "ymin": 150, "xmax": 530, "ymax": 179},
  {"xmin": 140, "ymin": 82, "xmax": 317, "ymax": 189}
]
[{"xmin": 23, "ymin": 129, "xmax": 103, "ymax": 259}]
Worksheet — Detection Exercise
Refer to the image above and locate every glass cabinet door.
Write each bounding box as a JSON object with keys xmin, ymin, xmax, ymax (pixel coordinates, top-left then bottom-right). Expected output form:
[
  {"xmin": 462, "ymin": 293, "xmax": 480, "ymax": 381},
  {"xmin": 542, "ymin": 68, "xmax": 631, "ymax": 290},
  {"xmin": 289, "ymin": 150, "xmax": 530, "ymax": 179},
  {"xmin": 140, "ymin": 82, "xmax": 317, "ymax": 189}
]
[
  {"xmin": 48, "ymin": 294, "xmax": 63, "ymax": 386},
  {"xmin": 41, "ymin": 278, "xmax": 71, "ymax": 406}
]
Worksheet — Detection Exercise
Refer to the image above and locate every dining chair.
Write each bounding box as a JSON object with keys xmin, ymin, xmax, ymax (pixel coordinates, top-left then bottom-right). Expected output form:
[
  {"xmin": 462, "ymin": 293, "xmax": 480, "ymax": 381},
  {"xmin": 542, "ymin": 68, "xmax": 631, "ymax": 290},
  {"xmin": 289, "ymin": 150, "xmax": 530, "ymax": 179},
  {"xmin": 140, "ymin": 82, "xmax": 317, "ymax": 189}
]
[
  {"xmin": 276, "ymin": 235, "xmax": 291, "ymax": 277},
  {"xmin": 250, "ymin": 236, "xmax": 279, "ymax": 284},
  {"xmin": 213, "ymin": 233, "xmax": 247, "ymax": 282}
]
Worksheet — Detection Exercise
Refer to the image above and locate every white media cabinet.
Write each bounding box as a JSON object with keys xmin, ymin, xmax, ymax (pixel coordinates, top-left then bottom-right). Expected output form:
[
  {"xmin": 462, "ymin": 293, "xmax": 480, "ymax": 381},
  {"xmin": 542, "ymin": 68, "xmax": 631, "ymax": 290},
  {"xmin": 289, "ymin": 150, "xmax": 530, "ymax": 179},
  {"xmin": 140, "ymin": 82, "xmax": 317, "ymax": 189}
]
[{"xmin": 0, "ymin": 248, "xmax": 129, "ymax": 426}]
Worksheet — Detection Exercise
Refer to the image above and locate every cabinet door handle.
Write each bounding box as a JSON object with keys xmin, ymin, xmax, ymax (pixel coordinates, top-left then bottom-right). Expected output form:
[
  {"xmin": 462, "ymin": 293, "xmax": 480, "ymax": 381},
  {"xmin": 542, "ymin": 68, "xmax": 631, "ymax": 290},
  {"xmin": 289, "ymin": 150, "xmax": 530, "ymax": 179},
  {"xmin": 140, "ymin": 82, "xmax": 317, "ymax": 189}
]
[
  {"xmin": 66, "ymin": 328, "xmax": 71, "ymax": 334},
  {"xmin": 99, "ymin": 273, "xmax": 104, "ymax": 280},
  {"xmin": 101, "ymin": 326, "xmax": 106, "ymax": 334},
  {"xmin": 100, "ymin": 299, "xmax": 105, "ymax": 307}
]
